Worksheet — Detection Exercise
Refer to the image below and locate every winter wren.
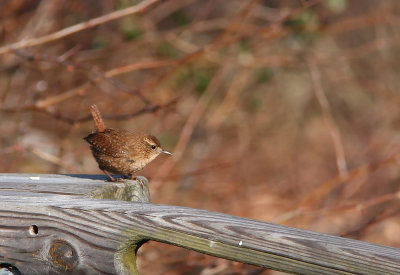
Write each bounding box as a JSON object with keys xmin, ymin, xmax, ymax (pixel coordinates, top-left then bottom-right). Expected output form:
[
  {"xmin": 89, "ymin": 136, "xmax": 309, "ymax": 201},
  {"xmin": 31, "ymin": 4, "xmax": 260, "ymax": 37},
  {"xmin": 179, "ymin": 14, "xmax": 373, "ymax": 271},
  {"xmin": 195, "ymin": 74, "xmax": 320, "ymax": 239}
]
[{"xmin": 84, "ymin": 104, "xmax": 171, "ymax": 181}]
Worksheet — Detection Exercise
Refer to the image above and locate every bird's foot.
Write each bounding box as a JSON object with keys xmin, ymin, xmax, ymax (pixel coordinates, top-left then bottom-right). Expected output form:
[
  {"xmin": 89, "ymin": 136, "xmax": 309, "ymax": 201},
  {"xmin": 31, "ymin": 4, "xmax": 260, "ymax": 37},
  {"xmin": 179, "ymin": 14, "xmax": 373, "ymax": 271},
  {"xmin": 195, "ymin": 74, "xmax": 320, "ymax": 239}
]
[
  {"xmin": 102, "ymin": 171, "xmax": 133, "ymax": 182},
  {"xmin": 130, "ymin": 175, "xmax": 148, "ymax": 188},
  {"xmin": 102, "ymin": 170, "xmax": 118, "ymax": 182}
]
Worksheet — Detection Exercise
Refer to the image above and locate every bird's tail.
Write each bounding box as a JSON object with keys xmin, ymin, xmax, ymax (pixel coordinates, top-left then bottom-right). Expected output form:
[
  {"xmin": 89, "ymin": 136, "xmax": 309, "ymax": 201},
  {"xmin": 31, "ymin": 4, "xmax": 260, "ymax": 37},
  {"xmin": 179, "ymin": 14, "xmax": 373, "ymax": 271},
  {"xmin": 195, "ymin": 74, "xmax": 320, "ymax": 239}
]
[{"xmin": 90, "ymin": 104, "xmax": 106, "ymax": 132}]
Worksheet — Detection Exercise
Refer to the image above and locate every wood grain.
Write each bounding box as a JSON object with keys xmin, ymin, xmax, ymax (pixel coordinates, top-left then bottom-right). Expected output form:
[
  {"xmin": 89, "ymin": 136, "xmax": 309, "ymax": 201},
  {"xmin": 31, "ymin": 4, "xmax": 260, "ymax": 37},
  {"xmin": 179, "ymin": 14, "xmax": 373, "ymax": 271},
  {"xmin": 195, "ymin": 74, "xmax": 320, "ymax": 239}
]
[{"xmin": 0, "ymin": 174, "xmax": 400, "ymax": 275}]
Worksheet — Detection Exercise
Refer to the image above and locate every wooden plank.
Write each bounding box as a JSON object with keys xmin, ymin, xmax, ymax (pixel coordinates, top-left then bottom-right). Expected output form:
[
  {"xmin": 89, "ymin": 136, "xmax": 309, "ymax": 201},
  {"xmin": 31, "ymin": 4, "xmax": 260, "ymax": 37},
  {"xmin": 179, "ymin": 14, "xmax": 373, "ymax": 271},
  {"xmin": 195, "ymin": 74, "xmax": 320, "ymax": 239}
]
[
  {"xmin": 0, "ymin": 173, "xmax": 118, "ymax": 195},
  {"xmin": 0, "ymin": 173, "xmax": 150, "ymax": 203},
  {"xmin": 1, "ymin": 174, "xmax": 400, "ymax": 275}
]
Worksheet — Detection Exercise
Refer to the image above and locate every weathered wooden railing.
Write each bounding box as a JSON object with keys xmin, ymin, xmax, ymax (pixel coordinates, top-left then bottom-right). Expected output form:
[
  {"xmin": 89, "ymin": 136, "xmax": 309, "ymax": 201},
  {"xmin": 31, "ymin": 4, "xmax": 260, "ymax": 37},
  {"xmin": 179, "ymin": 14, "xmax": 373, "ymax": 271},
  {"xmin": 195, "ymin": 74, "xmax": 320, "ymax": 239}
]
[{"xmin": 0, "ymin": 174, "xmax": 399, "ymax": 275}]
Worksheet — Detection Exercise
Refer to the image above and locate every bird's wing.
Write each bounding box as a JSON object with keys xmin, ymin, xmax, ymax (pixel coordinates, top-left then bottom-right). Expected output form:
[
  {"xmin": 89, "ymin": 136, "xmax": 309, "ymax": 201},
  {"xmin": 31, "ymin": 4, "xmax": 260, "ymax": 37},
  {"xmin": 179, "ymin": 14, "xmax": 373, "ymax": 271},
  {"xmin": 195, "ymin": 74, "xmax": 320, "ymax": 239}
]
[{"xmin": 84, "ymin": 129, "xmax": 130, "ymax": 158}]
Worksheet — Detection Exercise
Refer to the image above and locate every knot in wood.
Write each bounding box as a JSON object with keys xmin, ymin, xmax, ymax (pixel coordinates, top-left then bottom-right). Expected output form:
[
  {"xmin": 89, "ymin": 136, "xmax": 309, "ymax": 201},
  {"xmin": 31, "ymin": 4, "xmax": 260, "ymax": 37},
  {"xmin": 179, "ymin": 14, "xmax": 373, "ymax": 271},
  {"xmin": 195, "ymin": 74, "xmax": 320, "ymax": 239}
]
[{"xmin": 49, "ymin": 239, "xmax": 78, "ymax": 270}]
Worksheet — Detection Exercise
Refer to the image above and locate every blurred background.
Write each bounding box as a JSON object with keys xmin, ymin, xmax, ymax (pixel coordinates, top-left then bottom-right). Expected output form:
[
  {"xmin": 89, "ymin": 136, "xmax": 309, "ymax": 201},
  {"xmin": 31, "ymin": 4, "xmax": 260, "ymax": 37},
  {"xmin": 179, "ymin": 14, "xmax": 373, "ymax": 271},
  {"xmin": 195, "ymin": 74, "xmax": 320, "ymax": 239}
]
[{"xmin": 1, "ymin": 0, "xmax": 400, "ymax": 274}]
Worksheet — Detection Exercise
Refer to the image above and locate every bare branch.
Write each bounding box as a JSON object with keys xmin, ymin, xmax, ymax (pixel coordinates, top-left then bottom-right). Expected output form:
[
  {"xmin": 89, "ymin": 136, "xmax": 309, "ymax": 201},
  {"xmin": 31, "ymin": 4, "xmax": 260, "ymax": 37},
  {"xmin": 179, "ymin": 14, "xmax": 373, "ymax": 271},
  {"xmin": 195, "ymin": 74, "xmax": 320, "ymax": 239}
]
[
  {"xmin": 307, "ymin": 58, "xmax": 348, "ymax": 179},
  {"xmin": 41, "ymin": 97, "xmax": 178, "ymax": 125},
  {"xmin": 302, "ymin": 152, "xmax": 400, "ymax": 208},
  {"xmin": 0, "ymin": 0, "xmax": 160, "ymax": 55},
  {"xmin": 13, "ymin": 49, "xmax": 153, "ymax": 104}
]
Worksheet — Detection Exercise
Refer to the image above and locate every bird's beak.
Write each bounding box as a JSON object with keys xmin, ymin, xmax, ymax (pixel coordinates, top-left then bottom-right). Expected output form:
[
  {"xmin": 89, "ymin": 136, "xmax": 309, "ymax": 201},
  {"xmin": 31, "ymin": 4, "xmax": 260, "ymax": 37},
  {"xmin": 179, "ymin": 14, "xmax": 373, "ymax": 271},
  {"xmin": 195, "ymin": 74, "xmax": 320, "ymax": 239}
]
[{"xmin": 162, "ymin": 149, "xmax": 172, "ymax": 155}]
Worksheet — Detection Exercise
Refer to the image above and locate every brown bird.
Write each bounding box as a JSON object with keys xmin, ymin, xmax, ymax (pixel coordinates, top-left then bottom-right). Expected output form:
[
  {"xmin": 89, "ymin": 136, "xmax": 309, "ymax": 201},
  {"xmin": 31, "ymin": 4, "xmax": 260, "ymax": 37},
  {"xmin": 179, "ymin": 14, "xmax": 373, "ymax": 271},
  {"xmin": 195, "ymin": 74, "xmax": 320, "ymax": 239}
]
[{"xmin": 84, "ymin": 104, "xmax": 171, "ymax": 181}]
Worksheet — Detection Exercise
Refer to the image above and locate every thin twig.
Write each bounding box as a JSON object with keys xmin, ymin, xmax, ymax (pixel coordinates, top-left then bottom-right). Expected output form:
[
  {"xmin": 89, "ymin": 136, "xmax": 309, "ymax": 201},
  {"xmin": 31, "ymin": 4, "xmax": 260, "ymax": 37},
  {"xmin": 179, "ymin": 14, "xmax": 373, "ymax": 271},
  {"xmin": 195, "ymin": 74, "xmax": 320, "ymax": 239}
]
[
  {"xmin": 0, "ymin": 0, "xmax": 160, "ymax": 55},
  {"xmin": 340, "ymin": 200, "xmax": 400, "ymax": 238},
  {"xmin": 142, "ymin": 0, "xmax": 323, "ymax": 94},
  {"xmin": 302, "ymin": 151, "xmax": 400, "ymax": 207},
  {"xmin": 275, "ymin": 189, "xmax": 400, "ymax": 224},
  {"xmin": 44, "ymin": 97, "xmax": 178, "ymax": 125},
  {"xmin": 1, "ymin": 97, "xmax": 178, "ymax": 125},
  {"xmin": 105, "ymin": 59, "xmax": 175, "ymax": 78},
  {"xmin": 307, "ymin": 57, "xmax": 348, "ymax": 179},
  {"xmin": 13, "ymin": 50, "xmax": 152, "ymax": 104},
  {"xmin": 161, "ymin": 162, "xmax": 232, "ymax": 181},
  {"xmin": 8, "ymin": 50, "xmax": 176, "ymax": 111},
  {"xmin": 150, "ymin": 66, "xmax": 227, "ymax": 195}
]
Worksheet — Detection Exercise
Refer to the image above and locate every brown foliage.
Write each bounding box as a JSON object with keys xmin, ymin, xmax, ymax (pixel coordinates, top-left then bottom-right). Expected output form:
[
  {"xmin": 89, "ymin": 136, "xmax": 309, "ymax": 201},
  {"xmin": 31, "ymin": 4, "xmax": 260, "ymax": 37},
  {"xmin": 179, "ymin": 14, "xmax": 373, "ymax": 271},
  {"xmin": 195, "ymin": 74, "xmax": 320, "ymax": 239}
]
[{"xmin": 1, "ymin": 0, "xmax": 400, "ymax": 273}]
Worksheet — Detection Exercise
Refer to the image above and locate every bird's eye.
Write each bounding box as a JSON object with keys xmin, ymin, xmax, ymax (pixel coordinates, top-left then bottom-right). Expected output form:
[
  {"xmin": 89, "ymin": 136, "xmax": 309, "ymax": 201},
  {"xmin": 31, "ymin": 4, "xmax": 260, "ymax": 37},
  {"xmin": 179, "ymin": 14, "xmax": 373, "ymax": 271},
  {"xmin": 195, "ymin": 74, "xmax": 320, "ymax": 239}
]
[{"xmin": 151, "ymin": 145, "xmax": 156, "ymax": 149}]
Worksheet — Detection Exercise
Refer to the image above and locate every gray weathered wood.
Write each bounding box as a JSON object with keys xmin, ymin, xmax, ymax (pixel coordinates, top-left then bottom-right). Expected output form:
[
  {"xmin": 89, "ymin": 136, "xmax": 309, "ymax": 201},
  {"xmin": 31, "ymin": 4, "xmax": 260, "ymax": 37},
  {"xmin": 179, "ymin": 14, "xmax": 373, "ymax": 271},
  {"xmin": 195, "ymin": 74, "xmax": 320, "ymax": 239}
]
[{"xmin": 0, "ymin": 174, "xmax": 400, "ymax": 275}]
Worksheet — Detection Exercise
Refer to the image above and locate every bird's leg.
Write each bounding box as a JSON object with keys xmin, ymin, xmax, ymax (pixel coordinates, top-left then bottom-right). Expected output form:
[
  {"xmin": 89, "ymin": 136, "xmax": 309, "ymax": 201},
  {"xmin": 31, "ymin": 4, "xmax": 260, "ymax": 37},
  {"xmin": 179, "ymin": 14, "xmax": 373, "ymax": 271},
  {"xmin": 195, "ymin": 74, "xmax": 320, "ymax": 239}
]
[
  {"xmin": 102, "ymin": 170, "xmax": 116, "ymax": 182},
  {"xmin": 131, "ymin": 174, "xmax": 147, "ymax": 189}
]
